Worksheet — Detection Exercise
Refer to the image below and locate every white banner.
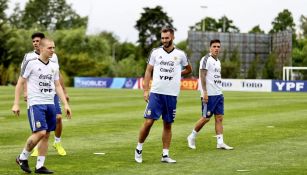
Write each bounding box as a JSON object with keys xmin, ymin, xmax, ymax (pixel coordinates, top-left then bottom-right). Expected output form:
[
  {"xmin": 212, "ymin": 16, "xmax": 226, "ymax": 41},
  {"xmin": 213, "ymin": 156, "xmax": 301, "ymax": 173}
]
[{"xmin": 221, "ymin": 79, "xmax": 272, "ymax": 92}]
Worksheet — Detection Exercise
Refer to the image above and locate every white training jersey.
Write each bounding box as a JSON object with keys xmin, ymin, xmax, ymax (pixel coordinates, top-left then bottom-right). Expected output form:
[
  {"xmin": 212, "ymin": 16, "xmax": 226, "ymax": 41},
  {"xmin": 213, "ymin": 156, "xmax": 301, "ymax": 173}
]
[
  {"xmin": 21, "ymin": 51, "xmax": 59, "ymax": 69},
  {"xmin": 21, "ymin": 58, "xmax": 60, "ymax": 106},
  {"xmin": 148, "ymin": 46, "xmax": 189, "ymax": 96},
  {"xmin": 199, "ymin": 53, "xmax": 223, "ymax": 96}
]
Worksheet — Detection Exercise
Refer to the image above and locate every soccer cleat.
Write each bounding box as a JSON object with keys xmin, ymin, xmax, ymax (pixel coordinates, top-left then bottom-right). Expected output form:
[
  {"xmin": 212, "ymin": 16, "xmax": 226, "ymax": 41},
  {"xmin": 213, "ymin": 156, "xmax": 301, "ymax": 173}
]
[
  {"xmin": 35, "ymin": 166, "xmax": 54, "ymax": 174},
  {"xmin": 53, "ymin": 142, "xmax": 66, "ymax": 156},
  {"xmin": 217, "ymin": 143, "xmax": 234, "ymax": 150},
  {"xmin": 16, "ymin": 156, "xmax": 31, "ymax": 173},
  {"xmin": 31, "ymin": 147, "xmax": 38, "ymax": 157},
  {"xmin": 134, "ymin": 149, "xmax": 142, "ymax": 163},
  {"xmin": 187, "ymin": 135, "xmax": 196, "ymax": 149},
  {"xmin": 161, "ymin": 155, "xmax": 176, "ymax": 163}
]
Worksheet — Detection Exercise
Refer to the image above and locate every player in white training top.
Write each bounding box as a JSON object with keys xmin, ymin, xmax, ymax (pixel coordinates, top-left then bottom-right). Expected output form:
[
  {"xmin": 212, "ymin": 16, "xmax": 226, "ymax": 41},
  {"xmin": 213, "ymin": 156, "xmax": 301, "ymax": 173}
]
[
  {"xmin": 12, "ymin": 38, "xmax": 71, "ymax": 174},
  {"xmin": 21, "ymin": 32, "xmax": 69, "ymax": 156},
  {"xmin": 135, "ymin": 27, "xmax": 192, "ymax": 163},
  {"xmin": 187, "ymin": 39, "xmax": 233, "ymax": 150}
]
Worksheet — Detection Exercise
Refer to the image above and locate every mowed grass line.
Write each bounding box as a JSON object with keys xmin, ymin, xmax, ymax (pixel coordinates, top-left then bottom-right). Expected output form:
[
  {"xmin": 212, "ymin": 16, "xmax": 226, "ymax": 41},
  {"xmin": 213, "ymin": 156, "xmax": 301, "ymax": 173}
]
[{"xmin": 0, "ymin": 86, "xmax": 307, "ymax": 175}]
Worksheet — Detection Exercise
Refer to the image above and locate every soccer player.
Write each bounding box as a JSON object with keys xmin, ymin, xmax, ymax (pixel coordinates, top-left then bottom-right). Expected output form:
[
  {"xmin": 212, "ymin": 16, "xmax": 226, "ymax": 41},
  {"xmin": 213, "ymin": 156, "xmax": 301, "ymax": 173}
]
[
  {"xmin": 187, "ymin": 39, "xmax": 233, "ymax": 150},
  {"xmin": 134, "ymin": 26, "xmax": 192, "ymax": 163},
  {"xmin": 21, "ymin": 32, "xmax": 69, "ymax": 156},
  {"xmin": 12, "ymin": 38, "xmax": 71, "ymax": 174}
]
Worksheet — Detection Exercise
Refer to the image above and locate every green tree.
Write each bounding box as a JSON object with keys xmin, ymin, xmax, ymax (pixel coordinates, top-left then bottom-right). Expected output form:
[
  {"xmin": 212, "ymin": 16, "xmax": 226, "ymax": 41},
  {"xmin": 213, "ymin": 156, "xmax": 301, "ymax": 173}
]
[
  {"xmin": 269, "ymin": 9, "xmax": 295, "ymax": 33},
  {"xmin": 299, "ymin": 15, "xmax": 307, "ymax": 37},
  {"xmin": 190, "ymin": 16, "xmax": 239, "ymax": 33},
  {"xmin": 135, "ymin": 6, "xmax": 174, "ymax": 57},
  {"xmin": 248, "ymin": 25, "xmax": 265, "ymax": 34},
  {"xmin": 262, "ymin": 52, "xmax": 278, "ymax": 79},
  {"xmin": 217, "ymin": 16, "xmax": 240, "ymax": 33},
  {"xmin": 8, "ymin": 3, "xmax": 23, "ymax": 29},
  {"xmin": 247, "ymin": 56, "xmax": 259, "ymax": 78},
  {"xmin": 189, "ymin": 17, "xmax": 218, "ymax": 32},
  {"xmin": 21, "ymin": 0, "xmax": 87, "ymax": 30}
]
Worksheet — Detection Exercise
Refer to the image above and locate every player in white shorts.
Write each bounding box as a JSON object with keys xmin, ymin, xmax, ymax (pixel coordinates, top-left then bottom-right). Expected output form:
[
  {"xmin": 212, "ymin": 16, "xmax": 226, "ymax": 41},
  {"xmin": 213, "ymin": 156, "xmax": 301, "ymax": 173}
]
[
  {"xmin": 12, "ymin": 38, "xmax": 71, "ymax": 174},
  {"xmin": 134, "ymin": 26, "xmax": 192, "ymax": 163},
  {"xmin": 187, "ymin": 39, "xmax": 233, "ymax": 150},
  {"xmin": 21, "ymin": 32, "xmax": 69, "ymax": 156}
]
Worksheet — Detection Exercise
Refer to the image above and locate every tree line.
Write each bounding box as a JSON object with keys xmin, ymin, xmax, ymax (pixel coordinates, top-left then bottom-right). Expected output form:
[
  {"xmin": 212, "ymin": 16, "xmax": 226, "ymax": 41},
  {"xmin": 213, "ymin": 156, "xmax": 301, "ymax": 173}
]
[{"xmin": 1, "ymin": 0, "xmax": 307, "ymax": 85}]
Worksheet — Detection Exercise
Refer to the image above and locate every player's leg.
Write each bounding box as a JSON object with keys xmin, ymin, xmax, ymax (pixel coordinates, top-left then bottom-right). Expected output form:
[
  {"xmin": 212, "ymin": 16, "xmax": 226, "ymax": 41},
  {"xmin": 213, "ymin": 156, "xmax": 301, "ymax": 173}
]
[
  {"xmin": 35, "ymin": 104, "xmax": 57, "ymax": 174},
  {"xmin": 187, "ymin": 97, "xmax": 211, "ymax": 149},
  {"xmin": 215, "ymin": 95, "xmax": 233, "ymax": 150},
  {"xmin": 161, "ymin": 95, "xmax": 176, "ymax": 163},
  {"xmin": 135, "ymin": 93, "xmax": 161, "ymax": 163},
  {"xmin": 16, "ymin": 131, "xmax": 46, "ymax": 173},
  {"xmin": 17, "ymin": 105, "xmax": 48, "ymax": 173},
  {"xmin": 53, "ymin": 95, "xmax": 66, "ymax": 156}
]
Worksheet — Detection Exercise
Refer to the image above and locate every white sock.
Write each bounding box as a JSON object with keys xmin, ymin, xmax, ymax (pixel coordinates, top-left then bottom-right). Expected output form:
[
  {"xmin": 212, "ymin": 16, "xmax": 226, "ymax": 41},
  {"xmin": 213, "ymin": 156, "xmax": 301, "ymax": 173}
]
[
  {"xmin": 191, "ymin": 129, "xmax": 198, "ymax": 138},
  {"xmin": 136, "ymin": 142, "xmax": 143, "ymax": 150},
  {"xmin": 54, "ymin": 137, "xmax": 61, "ymax": 143},
  {"xmin": 36, "ymin": 156, "xmax": 45, "ymax": 169},
  {"xmin": 19, "ymin": 149, "xmax": 30, "ymax": 160},
  {"xmin": 162, "ymin": 149, "xmax": 169, "ymax": 156},
  {"xmin": 217, "ymin": 134, "xmax": 224, "ymax": 144}
]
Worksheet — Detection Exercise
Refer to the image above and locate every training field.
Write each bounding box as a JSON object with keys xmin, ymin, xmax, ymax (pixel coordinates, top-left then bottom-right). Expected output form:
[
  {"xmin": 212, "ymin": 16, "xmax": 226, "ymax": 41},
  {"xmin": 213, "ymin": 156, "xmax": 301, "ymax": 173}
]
[{"xmin": 0, "ymin": 86, "xmax": 307, "ymax": 175}]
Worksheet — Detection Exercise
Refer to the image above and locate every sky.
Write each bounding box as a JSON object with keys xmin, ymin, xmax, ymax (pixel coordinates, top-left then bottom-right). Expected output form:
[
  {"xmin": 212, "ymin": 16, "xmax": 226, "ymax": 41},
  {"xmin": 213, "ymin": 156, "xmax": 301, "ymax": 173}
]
[{"xmin": 7, "ymin": 0, "xmax": 307, "ymax": 43}]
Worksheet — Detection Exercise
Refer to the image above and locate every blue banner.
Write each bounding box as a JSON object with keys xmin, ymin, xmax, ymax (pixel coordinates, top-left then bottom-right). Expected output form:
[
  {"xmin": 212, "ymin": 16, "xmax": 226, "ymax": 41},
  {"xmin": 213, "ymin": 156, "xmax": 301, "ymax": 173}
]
[
  {"xmin": 74, "ymin": 77, "xmax": 113, "ymax": 88},
  {"xmin": 74, "ymin": 77, "xmax": 138, "ymax": 89},
  {"xmin": 272, "ymin": 80, "xmax": 307, "ymax": 92}
]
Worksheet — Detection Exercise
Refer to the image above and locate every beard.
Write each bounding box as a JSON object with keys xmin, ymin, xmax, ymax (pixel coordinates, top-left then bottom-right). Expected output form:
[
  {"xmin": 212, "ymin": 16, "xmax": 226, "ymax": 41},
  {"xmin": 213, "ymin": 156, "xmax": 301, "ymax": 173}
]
[{"xmin": 163, "ymin": 40, "xmax": 173, "ymax": 49}]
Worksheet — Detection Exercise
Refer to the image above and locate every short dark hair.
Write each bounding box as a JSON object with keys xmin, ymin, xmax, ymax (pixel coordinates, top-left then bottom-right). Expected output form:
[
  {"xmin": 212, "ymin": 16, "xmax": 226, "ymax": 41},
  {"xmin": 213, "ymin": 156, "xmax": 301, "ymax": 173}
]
[
  {"xmin": 210, "ymin": 39, "xmax": 221, "ymax": 46},
  {"xmin": 161, "ymin": 26, "xmax": 175, "ymax": 35},
  {"xmin": 31, "ymin": 32, "xmax": 45, "ymax": 39}
]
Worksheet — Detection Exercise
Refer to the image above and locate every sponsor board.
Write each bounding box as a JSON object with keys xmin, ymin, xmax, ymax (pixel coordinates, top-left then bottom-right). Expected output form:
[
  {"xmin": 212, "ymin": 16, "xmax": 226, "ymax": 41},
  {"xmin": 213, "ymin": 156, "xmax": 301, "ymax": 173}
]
[{"xmin": 272, "ymin": 80, "xmax": 307, "ymax": 92}]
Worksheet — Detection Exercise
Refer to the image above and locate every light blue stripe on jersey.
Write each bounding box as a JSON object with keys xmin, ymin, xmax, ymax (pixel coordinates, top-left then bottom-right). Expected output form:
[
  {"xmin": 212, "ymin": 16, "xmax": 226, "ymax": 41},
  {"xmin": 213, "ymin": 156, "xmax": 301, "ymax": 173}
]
[{"xmin": 110, "ymin": 78, "xmax": 125, "ymax": 88}]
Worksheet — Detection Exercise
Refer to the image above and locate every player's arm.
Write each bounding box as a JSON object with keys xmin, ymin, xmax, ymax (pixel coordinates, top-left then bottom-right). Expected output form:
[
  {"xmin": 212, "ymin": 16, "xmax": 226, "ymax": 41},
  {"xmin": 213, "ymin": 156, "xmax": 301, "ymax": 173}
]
[
  {"xmin": 59, "ymin": 73, "xmax": 69, "ymax": 102},
  {"xmin": 23, "ymin": 82, "xmax": 28, "ymax": 102},
  {"xmin": 55, "ymin": 80, "xmax": 72, "ymax": 119},
  {"xmin": 181, "ymin": 64, "xmax": 192, "ymax": 75},
  {"xmin": 200, "ymin": 69, "xmax": 208, "ymax": 103},
  {"xmin": 143, "ymin": 64, "xmax": 153, "ymax": 102},
  {"xmin": 12, "ymin": 77, "xmax": 26, "ymax": 116}
]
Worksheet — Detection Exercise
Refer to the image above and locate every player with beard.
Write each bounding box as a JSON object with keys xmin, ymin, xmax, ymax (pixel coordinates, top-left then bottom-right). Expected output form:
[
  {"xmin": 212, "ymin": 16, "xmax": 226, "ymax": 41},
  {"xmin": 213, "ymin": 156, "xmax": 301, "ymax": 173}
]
[{"xmin": 134, "ymin": 26, "xmax": 192, "ymax": 163}]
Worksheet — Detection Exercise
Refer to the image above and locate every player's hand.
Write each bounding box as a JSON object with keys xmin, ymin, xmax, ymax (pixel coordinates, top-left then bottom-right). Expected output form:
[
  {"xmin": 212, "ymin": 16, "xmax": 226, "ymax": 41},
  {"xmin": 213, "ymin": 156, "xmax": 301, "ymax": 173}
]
[
  {"xmin": 64, "ymin": 105, "xmax": 72, "ymax": 119},
  {"xmin": 23, "ymin": 93, "xmax": 27, "ymax": 102},
  {"xmin": 143, "ymin": 90, "xmax": 149, "ymax": 103},
  {"xmin": 12, "ymin": 104, "xmax": 20, "ymax": 117},
  {"xmin": 65, "ymin": 94, "xmax": 70, "ymax": 103},
  {"xmin": 202, "ymin": 92, "xmax": 208, "ymax": 104}
]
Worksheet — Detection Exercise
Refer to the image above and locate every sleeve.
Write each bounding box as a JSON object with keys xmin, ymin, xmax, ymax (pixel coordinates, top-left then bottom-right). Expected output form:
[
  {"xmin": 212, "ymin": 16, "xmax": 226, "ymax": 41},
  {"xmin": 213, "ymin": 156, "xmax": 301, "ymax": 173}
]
[
  {"xmin": 53, "ymin": 54, "xmax": 60, "ymax": 68},
  {"xmin": 21, "ymin": 61, "xmax": 32, "ymax": 79},
  {"xmin": 147, "ymin": 49, "xmax": 156, "ymax": 66},
  {"xmin": 20, "ymin": 53, "xmax": 28, "ymax": 69},
  {"xmin": 199, "ymin": 56, "xmax": 208, "ymax": 70},
  {"xmin": 181, "ymin": 52, "xmax": 189, "ymax": 67},
  {"xmin": 54, "ymin": 65, "xmax": 60, "ymax": 81}
]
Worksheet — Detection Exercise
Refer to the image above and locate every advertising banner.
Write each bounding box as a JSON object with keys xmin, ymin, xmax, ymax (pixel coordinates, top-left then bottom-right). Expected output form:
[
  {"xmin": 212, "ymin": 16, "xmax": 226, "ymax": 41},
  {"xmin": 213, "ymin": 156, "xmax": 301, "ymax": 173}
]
[{"xmin": 272, "ymin": 80, "xmax": 307, "ymax": 92}]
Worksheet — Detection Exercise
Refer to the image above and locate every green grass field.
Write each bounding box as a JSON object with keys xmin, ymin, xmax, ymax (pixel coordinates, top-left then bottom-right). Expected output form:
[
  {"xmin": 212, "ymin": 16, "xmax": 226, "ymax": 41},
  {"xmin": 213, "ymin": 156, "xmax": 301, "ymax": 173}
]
[{"xmin": 1, "ymin": 86, "xmax": 307, "ymax": 175}]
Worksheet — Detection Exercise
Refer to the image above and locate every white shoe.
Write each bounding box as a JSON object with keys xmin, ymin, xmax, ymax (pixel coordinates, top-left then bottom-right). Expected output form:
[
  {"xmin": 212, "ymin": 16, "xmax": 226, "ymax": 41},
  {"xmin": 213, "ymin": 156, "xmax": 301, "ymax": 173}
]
[
  {"xmin": 135, "ymin": 149, "xmax": 142, "ymax": 163},
  {"xmin": 217, "ymin": 143, "xmax": 234, "ymax": 150},
  {"xmin": 187, "ymin": 135, "xmax": 196, "ymax": 149},
  {"xmin": 161, "ymin": 155, "xmax": 176, "ymax": 163}
]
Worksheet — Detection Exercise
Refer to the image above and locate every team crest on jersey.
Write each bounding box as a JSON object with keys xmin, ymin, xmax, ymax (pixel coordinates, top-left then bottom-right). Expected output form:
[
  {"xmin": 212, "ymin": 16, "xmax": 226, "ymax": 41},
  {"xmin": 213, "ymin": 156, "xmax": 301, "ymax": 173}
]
[
  {"xmin": 173, "ymin": 57, "xmax": 178, "ymax": 60},
  {"xmin": 36, "ymin": 121, "xmax": 41, "ymax": 128},
  {"xmin": 159, "ymin": 56, "xmax": 163, "ymax": 59},
  {"xmin": 38, "ymin": 68, "xmax": 41, "ymax": 71},
  {"xmin": 146, "ymin": 109, "xmax": 151, "ymax": 115},
  {"xmin": 207, "ymin": 111, "xmax": 211, "ymax": 116}
]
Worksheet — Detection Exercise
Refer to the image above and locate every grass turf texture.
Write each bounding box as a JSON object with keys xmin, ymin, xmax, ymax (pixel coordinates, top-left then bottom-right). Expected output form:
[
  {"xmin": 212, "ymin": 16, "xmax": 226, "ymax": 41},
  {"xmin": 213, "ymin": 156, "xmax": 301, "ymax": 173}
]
[{"xmin": 0, "ymin": 86, "xmax": 307, "ymax": 175}]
